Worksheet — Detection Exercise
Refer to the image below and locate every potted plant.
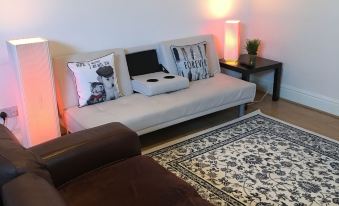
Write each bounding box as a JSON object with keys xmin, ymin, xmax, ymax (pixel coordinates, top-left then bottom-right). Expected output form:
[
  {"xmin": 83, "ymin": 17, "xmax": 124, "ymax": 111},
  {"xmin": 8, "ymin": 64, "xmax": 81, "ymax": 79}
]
[{"xmin": 245, "ymin": 39, "xmax": 261, "ymax": 66}]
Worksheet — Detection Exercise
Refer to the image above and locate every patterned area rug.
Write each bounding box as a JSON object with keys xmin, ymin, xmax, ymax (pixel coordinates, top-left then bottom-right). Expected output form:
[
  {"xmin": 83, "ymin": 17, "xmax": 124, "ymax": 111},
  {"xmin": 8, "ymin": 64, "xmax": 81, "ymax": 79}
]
[{"xmin": 145, "ymin": 111, "xmax": 339, "ymax": 206}]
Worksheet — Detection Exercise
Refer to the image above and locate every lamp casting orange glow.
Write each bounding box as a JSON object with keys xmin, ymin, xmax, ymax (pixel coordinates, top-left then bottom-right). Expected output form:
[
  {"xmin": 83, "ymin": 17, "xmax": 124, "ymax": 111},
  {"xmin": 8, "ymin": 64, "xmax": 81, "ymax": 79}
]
[
  {"xmin": 7, "ymin": 38, "xmax": 60, "ymax": 147},
  {"xmin": 224, "ymin": 20, "xmax": 240, "ymax": 62}
]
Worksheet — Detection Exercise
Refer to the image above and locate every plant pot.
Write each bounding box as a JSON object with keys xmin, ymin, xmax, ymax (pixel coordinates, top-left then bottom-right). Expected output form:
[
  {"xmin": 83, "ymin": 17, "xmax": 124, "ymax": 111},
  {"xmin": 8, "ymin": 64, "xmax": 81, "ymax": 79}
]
[{"xmin": 249, "ymin": 54, "xmax": 257, "ymax": 67}]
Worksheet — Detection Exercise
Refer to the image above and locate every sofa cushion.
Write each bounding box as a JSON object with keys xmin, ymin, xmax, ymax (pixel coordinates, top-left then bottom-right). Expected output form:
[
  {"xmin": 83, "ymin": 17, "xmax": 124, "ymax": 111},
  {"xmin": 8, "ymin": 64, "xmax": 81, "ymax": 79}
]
[
  {"xmin": 0, "ymin": 125, "xmax": 52, "ymax": 204},
  {"xmin": 159, "ymin": 35, "xmax": 220, "ymax": 77},
  {"xmin": 170, "ymin": 42, "xmax": 209, "ymax": 81},
  {"xmin": 2, "ymin": 173, "xmax": 66, "ymax": 206},
  {"xmin": 68, "ymin": 53, "xmax": 121, "ymax": 107},
  {"xmin": 63, "ymin": 73, "xmax": 256, "ymax": 134},
  {"xmin": 59, "ymin": 156, "xmax": 211, "ymax": 206},
  {"xmin": 53, "ymin": 48, "xmax": 133, "ymax": 113}
]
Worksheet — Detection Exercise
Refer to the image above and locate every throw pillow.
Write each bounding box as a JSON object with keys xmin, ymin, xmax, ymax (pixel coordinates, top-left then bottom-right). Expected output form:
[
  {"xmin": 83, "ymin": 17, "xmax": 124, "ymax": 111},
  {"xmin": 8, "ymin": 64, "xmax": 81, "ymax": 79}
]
[
  {"xmin": 170, "ymin": 42, "xmax": 209, "ymax": 81},
  {"xmin": 68, "ymin": 53, "xmax": 120, "ymax": 107}
]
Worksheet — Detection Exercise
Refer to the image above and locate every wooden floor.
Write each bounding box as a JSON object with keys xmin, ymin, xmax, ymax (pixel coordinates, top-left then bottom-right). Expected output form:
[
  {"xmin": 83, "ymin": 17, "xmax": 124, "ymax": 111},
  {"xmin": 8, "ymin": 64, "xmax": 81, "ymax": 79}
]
[{"xmin": 140, "ymin": 91, "xmax": 339, "ymax": 151}]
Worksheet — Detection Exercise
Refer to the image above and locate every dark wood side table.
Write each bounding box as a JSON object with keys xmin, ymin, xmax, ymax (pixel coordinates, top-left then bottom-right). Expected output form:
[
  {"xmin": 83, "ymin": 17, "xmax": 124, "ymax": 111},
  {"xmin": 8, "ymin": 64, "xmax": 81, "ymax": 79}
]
[{"xmin": 219, "ymin": 54, "xmax": 283, "ymax": 101}]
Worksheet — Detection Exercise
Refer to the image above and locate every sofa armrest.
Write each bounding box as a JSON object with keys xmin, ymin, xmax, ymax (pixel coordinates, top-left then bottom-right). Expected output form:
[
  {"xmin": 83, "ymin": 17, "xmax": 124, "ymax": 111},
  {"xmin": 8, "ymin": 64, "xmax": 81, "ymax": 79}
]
[
  {"xmin": 2, "ymin": 173, "xmax": 66, "ymax": 206},
  {"xmin": 30, "ymin": 122, "xmax": 141, "ymax": 187}
]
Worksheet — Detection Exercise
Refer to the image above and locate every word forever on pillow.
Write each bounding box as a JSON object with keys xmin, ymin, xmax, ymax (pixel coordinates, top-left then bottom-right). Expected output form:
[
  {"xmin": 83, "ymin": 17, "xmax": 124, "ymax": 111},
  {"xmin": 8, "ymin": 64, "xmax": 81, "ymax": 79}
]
[
  {"xmin": 68, "ymin": 53, "xmax": 120, "ymax": 107},
  {"xmin": 170, "ymin": 42, "xmax": 209, "ymax": 81}
]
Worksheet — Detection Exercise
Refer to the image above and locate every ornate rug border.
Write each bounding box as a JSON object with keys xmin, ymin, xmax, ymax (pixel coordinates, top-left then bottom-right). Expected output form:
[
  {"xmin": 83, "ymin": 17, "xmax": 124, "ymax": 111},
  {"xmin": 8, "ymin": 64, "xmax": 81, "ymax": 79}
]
[
  {"xmin": 144, "ymin": 110, "xmax": 339, "ymax": 205},
  {"xmin": 143, "ymin": 110, "xmax": 338, "ymax": 155}
]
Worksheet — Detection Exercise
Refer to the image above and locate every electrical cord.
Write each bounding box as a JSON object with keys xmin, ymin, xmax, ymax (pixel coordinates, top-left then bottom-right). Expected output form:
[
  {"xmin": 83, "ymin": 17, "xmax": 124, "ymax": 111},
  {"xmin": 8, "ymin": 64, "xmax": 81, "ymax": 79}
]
[
  {"xmin": 0, "ymin": 112, "xmax": 7, "ymax": 126},
  {"xmin": 248, "ymin": 90, "xmax": 269, "ymax": 105}
]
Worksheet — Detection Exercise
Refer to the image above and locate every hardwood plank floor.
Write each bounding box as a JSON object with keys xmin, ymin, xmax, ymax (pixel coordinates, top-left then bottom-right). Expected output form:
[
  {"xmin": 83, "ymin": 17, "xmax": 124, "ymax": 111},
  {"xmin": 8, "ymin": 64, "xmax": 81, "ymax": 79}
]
[
  {"xmin": 140, "ymin": 91, "xmax": 339, "ymax": 151},
  {"xmin": 247, "ymin": 92, "xmax": 339, "ymax": 141}
]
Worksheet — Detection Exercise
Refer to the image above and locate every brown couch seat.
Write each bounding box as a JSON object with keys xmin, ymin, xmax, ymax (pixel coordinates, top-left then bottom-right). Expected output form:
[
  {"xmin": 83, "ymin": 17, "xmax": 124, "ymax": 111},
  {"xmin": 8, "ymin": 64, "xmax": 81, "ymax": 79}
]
[
  {"xmin": 59, "ymin": 156, "xmax": 210, "ymax": 206},
  {"xmin": 1, "ymin": 123, "xmax": 212, "ymax": 206}
]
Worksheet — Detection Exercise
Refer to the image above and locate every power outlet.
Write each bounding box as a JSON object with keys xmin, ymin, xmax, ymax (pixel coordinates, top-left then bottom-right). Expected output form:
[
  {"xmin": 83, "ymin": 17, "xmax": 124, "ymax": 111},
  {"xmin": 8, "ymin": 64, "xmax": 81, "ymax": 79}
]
[{"xmin": 0, "ymin": 106, "xmax": 18, "ymax": 118}]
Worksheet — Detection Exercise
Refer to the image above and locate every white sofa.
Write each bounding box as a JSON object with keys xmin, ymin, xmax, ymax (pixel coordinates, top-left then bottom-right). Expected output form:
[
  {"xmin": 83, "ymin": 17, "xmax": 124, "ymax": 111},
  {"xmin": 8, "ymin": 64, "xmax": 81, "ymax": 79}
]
[{"xmin": 53, "ymin": 35, "xmax": 256, "ymax": 135}]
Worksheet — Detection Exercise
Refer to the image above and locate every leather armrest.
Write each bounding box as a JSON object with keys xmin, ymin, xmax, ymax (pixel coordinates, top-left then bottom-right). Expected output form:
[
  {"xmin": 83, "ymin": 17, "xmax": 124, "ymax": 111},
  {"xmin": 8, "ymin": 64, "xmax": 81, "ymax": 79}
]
[
  {"xmin": 30, "ymin": 122, "xmax": 141, "ymax": 187},
  {"xmin": 2, "ymin": 173, "xmax": 66, "ymax": 206}
]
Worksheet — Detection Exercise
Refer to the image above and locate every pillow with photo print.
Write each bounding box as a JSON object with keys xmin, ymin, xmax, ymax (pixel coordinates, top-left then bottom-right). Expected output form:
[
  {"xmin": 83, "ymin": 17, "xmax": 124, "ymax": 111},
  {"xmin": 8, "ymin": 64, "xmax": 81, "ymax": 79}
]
[
  {"xmin": 68, "ymin": 53, "xmax": 120, "ymax": 107},
  {"xmin": 170, "ymin": 42, "xmax": 209, "ymax": 81}
]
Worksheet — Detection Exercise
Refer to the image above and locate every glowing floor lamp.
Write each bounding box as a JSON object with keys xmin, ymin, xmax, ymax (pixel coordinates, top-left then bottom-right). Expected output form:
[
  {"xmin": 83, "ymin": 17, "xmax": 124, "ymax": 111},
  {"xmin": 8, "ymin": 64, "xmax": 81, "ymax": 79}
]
[
  {"xmin": 224, "ymin": 20, "xmax": 240, "ymax": 63},
  {"xmin": 7, "ymin": 38, "xmax": 60, "ymax": 147}
]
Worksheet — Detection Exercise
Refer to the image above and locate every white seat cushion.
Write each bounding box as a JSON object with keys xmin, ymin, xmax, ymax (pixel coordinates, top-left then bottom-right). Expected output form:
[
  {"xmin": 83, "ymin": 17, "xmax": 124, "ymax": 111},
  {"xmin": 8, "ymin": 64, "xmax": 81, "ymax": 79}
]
[
  {"xmin": 64, "ymin": 73, "xmax": 256, "ymax": 133},
  {"xmin": 131, "ymin": 72, "xmax": 189, "ymax": 96}
]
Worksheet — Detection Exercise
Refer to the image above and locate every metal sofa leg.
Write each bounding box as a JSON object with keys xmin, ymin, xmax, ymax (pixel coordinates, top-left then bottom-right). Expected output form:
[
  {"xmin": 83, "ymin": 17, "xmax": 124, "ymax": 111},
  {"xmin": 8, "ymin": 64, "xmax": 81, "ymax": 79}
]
[{"xmin": 238, "ymin": 104, "xmax": 245, "ymax": 117}]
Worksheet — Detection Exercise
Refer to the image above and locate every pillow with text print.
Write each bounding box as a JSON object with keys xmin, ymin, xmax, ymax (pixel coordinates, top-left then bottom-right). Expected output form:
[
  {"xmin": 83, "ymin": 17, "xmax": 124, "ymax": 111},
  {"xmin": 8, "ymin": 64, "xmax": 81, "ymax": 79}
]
[
  {"xmin": 68, "ymin": 53, "xmax": 121, "ymax": 107},
  {"xmin": 170, "ymin": 42, "xmax": 209, "ymax": 81}
]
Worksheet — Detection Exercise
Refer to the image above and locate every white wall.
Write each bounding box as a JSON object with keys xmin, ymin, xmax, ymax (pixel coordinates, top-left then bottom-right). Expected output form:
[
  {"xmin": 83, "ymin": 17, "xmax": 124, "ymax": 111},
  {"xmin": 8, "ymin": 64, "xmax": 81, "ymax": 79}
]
[
  {"xmin": 0, "ymin": 0, "xmax": 250, "ymax": 134},
  {"xmin": 3, "ymin": 0, "xmax": 336, "ymax": 141},
  {"xmin": 246, "ymin": 0, "xmax": 339, "ymax": 115}
]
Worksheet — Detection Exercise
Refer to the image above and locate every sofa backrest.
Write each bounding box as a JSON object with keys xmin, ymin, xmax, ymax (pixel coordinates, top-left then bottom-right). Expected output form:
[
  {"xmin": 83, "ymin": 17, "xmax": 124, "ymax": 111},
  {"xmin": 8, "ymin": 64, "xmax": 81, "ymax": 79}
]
[
  {"xmin": 0, "ymin": 125, "xmax": 52, "ymax": 205},
  {"xmin": 52, "ymin": 35, "xmax": 219, "ymax": 116},
  {"xmin": 159, "ymin": 34, "xmax": 221, "ymax": 76},
  {"xmin": 53, "ymin": 48, "xmax": 133, "ymax": 115}
]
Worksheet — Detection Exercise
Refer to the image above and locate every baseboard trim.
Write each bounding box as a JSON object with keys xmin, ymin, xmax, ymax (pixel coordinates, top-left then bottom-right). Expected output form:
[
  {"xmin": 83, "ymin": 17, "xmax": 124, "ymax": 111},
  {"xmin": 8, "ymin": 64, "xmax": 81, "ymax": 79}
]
[{"xmin": 252, "ymin": 77, "xmax": 339, "ymax": 116}]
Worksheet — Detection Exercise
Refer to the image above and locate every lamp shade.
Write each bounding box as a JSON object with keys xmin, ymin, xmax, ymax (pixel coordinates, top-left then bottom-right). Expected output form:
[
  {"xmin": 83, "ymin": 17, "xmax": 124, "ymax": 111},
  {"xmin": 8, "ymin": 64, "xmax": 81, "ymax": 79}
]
[
  {"xmin": 224, "ymin": 20, "xmax": 240, "ymax": 62},
  {"xmin": 7, "ymin": 38, "xmax": 60, "ymax": 147}
]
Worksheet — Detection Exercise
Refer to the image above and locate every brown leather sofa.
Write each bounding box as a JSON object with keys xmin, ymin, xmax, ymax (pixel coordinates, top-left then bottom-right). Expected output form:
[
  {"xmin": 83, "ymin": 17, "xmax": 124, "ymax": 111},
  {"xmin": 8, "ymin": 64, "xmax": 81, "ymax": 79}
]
[{"xmin": 0, "ymin": 123, "xmax": 211, "ymax": 206}]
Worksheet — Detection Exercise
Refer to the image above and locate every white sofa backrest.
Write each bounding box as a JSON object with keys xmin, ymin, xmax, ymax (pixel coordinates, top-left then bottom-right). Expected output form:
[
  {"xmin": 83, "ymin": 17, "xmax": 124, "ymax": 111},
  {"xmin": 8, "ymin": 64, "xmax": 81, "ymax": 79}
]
[
  {"xmin": 159, "ymin": 34, "xmax": 221, "ymax": 76},
  {"xmin": 52, "ymin": 34, "xmax": 220, "ymax": 116},
  {"xmin": 53, "ymin": 48, "xmax": 133, "ymax": 114}
]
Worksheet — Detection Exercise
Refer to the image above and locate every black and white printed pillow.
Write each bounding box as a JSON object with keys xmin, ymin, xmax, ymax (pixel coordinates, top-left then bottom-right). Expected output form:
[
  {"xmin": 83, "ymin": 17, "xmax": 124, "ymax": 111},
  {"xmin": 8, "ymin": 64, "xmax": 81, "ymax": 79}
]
[
  {"xmin": 170, "ymin": 42, "xmax": 209, "ymax": 81},
  {"xmin": 68, "ymin": 53, "xmax": 120, "ymax": 107}
]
